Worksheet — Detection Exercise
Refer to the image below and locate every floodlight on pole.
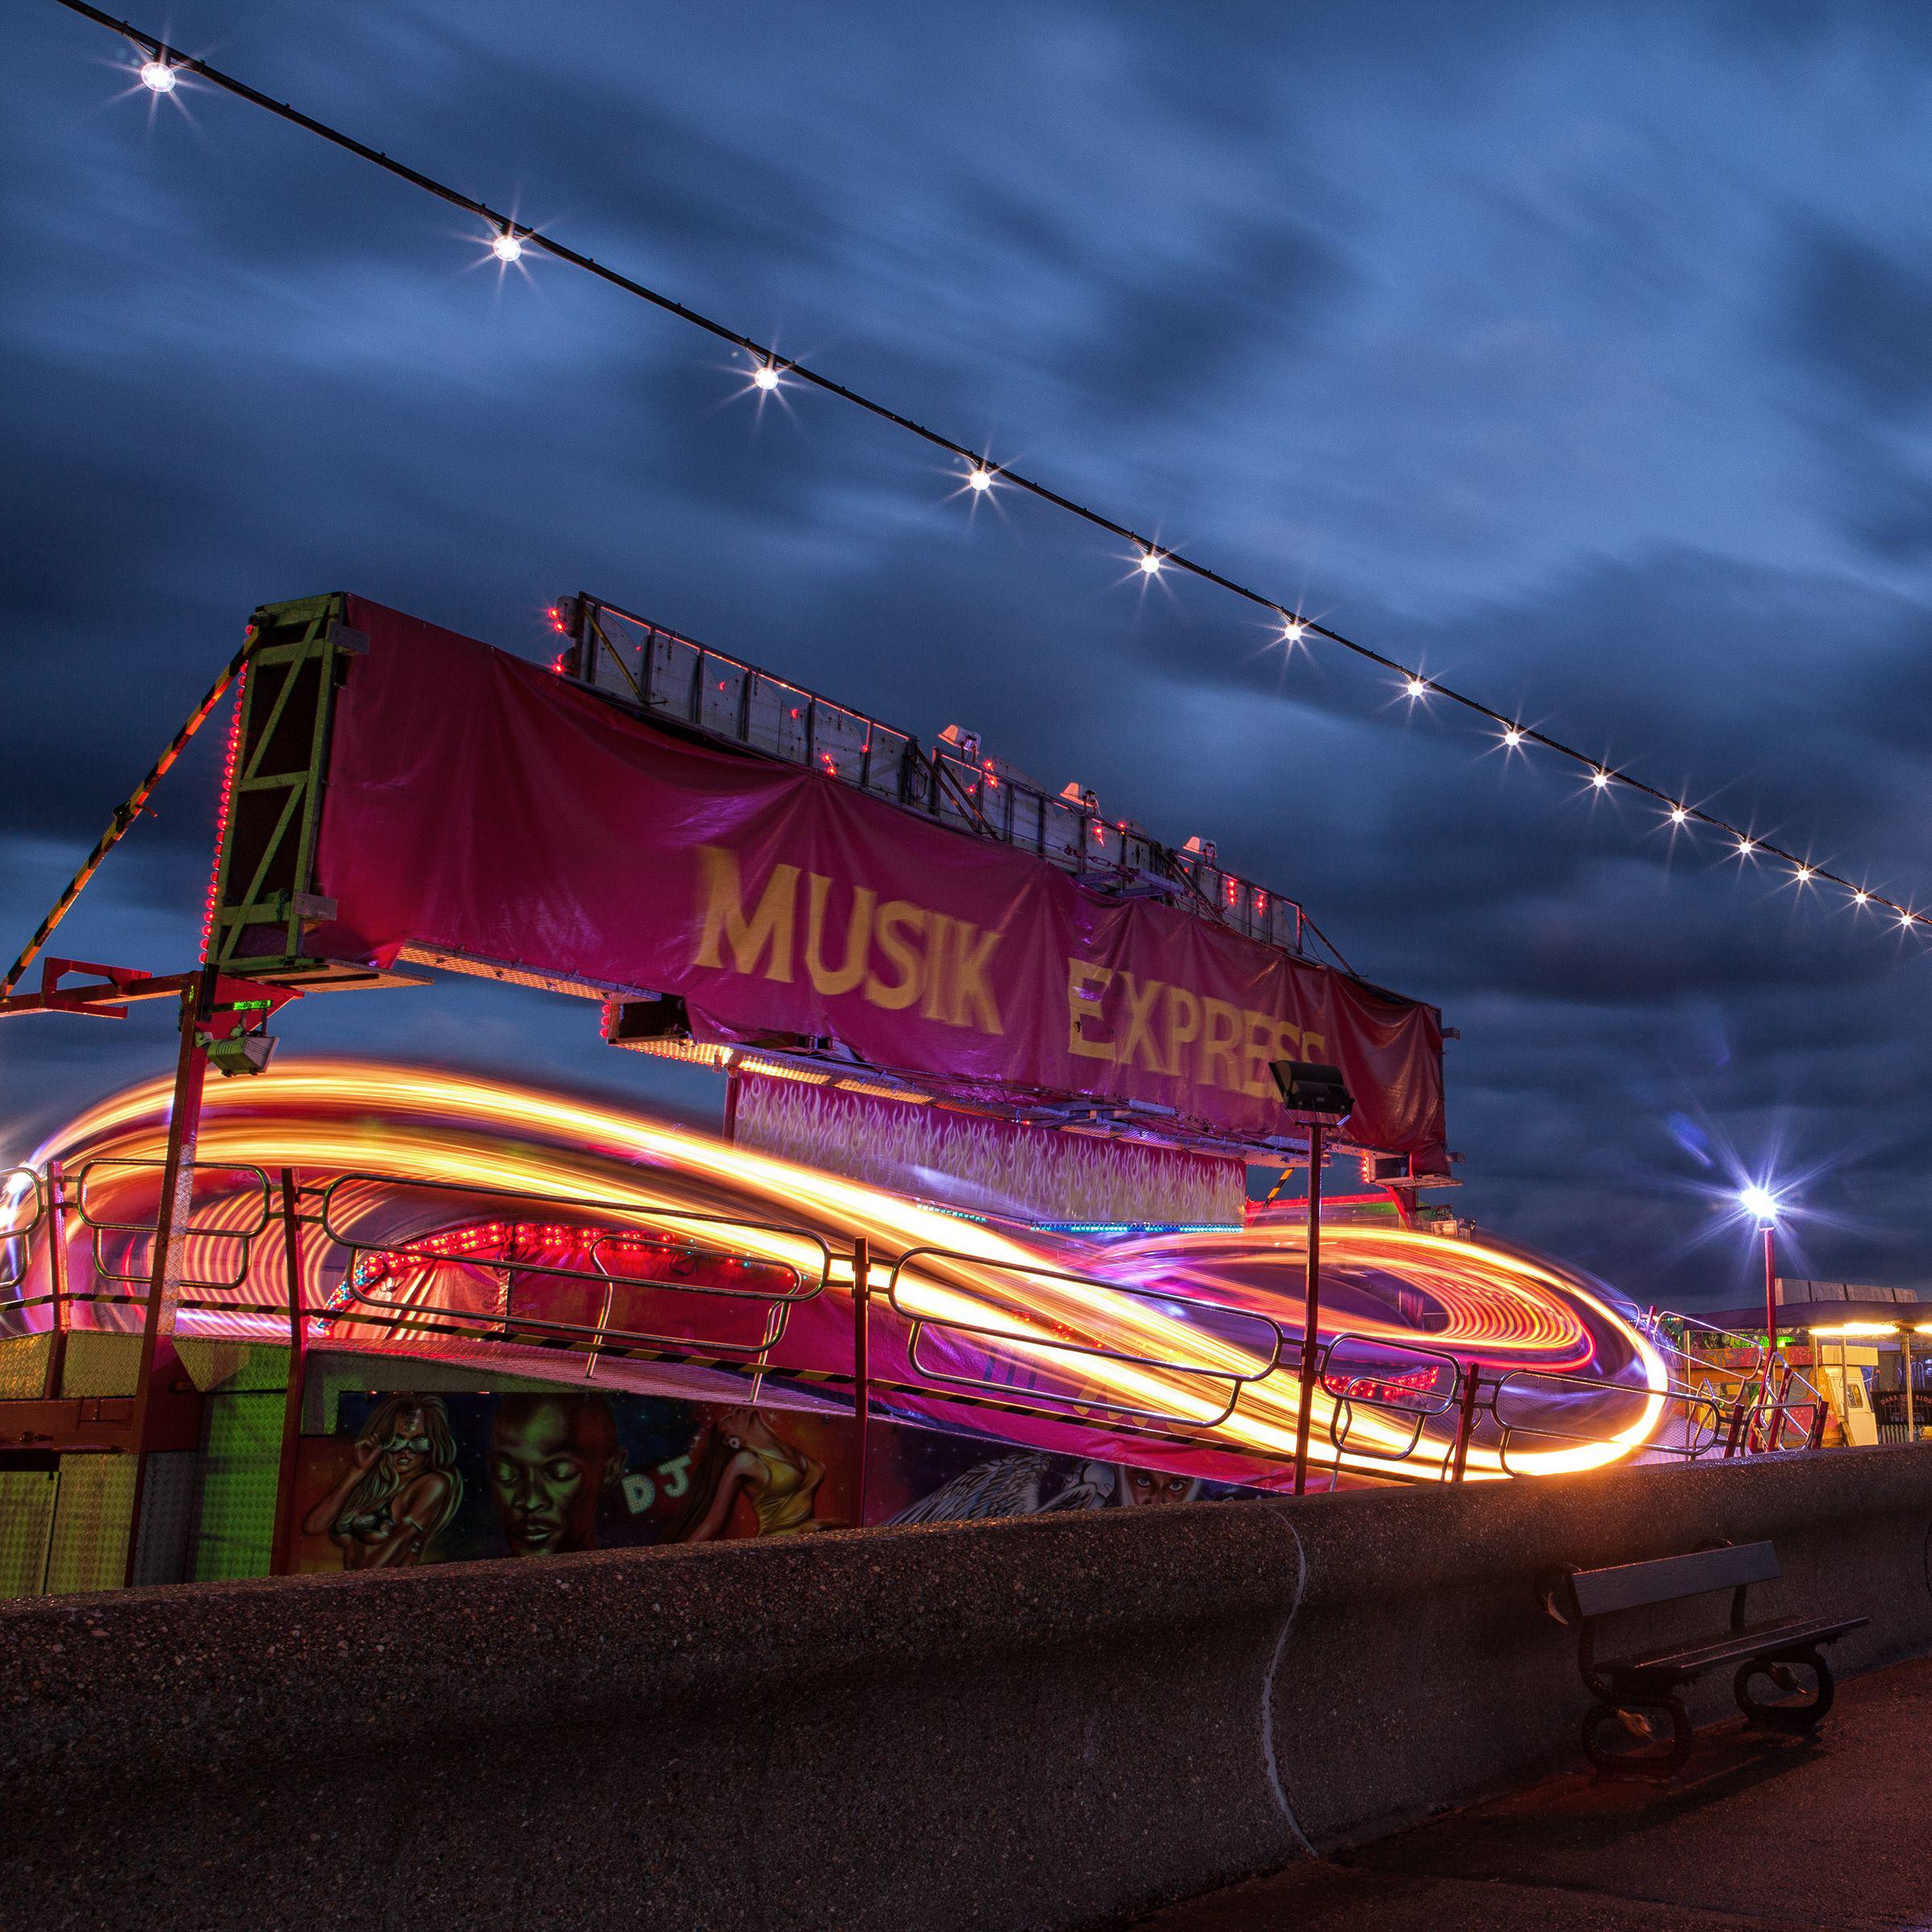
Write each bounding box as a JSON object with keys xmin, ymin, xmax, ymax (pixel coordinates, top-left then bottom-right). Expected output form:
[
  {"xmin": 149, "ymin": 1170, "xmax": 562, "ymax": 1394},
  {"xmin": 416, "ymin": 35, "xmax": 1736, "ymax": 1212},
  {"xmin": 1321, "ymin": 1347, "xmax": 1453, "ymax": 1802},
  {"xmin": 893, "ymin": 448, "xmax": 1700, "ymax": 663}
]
[
  {"xmin": 1269, "ymin": 1059, "xmax": 1355, "ymax": 1498},
  {"xmin": 1739, "ymin": 1183, "xmax": 1782, "ymax": 1360}
]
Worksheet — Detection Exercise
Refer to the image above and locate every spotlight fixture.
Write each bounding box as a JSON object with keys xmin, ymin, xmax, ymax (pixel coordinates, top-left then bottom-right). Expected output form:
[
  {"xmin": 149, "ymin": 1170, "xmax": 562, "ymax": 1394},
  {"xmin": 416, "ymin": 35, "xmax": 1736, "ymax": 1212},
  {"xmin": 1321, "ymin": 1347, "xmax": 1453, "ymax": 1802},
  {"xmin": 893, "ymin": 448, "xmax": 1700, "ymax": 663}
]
[
  {"xmin": 1138, "ymin": 548, "xmax": 1163, "ymax": 576},
  {"xmin": 1281, "ymin": 617, "xmax": 1307, "ymax": 645},
  {"xmin": 204, "ymin": 1030, "xmax": 278, "ymax": 1078},
  {"xmin": 491, "ymin": 230, "xmax": 523, "ymax": 263},
  {"xmin": 139, "ymin": 58, "xmax": 176, "ymax": 93},
  {"xmin": 1668, "ymin": 805, "xmax": 1689, "ymax": 825},
  {"xmin": 1501, "ymin": 725, "xmax": 1524, "ymax": 748},
  {"xmin": 966, "ymin": 464, "xmax": 993, "ymax": 492},
  {"xmin": 1403, "ymin": 675, "xmax": 1428, "ymax": 699},
  {"xmin": 752, "ymin": 361, "xmax": 781, "ymax": 391},
  {"xmin": 1589, "ymin": 768, "xmax": 1611, "ymax": 790},
  {"xmin": 1269, "ymin": 1059, "xmax": 1355, "ymax": 1122}
]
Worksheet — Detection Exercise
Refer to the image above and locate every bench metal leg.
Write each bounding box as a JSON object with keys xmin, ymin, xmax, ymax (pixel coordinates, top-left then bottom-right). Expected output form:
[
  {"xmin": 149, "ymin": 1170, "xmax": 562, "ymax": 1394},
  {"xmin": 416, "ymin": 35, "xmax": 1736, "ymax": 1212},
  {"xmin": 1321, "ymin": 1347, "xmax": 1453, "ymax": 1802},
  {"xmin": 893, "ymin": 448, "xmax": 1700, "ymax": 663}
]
[
  {"xmin": 1735, "ymin": 1647, "xmax": 1834, "ymax": 1732},
  {"xmin": 1583, "ymin": 1696, "xmax": 1691, "ymax": 1778}
]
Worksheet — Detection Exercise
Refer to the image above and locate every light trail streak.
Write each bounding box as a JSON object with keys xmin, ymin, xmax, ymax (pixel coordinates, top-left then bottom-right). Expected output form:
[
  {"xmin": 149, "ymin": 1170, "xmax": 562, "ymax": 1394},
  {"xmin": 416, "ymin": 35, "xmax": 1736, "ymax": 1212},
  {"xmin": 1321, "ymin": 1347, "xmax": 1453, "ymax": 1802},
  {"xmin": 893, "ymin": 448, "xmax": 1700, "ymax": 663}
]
[{"xmin": 12, "ymin": 1060, "xmax": 1670, "ymax": 1485}]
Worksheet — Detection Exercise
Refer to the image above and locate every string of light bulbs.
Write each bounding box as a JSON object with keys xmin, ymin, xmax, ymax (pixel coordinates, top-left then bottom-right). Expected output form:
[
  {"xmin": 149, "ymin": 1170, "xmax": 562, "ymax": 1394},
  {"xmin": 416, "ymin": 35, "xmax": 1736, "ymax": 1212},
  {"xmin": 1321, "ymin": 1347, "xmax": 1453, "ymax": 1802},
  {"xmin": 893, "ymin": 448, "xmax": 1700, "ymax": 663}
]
[{"xmin": 47, "ymin": 0, "xmax": 1932, "ymax": 943}]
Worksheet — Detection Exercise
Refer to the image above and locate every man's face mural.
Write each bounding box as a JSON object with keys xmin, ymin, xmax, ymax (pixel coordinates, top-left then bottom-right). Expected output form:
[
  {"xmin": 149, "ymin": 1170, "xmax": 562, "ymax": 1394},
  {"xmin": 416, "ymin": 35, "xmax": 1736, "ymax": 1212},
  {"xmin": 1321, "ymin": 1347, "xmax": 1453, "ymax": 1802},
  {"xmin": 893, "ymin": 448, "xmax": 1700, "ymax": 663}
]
[
  {"xmin": 488, "ymin": 1395, "xmax": 624, "ymax": 1556},
  {"xmin": 1119, "ymin": 1466, "xmax": 1197, "ymax": 1507}
]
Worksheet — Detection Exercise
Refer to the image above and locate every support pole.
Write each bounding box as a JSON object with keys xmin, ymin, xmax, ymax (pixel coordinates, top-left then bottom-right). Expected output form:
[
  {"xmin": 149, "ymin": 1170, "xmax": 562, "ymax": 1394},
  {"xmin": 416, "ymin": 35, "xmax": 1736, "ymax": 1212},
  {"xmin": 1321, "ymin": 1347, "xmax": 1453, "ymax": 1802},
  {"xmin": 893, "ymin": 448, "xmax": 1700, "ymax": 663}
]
[
  {"xmin": 851, "ymin": 1237, "xmax": 871, "ymax": 1529},
  {"xmin": 122, "ymin": 966, "xmax": 215, "ymax": 1588},
  {"xmin": 1293, "ymin": 1122, "xmax": 1325, "ymax": 1496},
  {"xmin": 1763, "ymin": 1224, "xmax": 1777, "ymax": 1368},
  {"xmin": 270, "ymin": 1169, "xmax": 308, "ymax": 1576},
  {"xmin": 1448, "ymin": 1365, "xmax": 1480, "ymax": 1483},
  {"xmin": 1904, "ymin": 1327, "xmax": 1916, "ymax": 1443},
  {"xmin": 42, "ymin": 1159, "xmax": 71, "ymax": 1403}
]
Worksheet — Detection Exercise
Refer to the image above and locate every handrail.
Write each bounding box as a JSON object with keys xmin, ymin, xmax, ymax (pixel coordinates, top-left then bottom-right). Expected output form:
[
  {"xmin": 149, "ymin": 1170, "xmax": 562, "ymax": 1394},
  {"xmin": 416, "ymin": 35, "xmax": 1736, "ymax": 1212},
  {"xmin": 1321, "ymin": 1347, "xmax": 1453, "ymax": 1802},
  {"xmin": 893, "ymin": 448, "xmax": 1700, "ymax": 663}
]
[
  {"xmin": 1317, "ymin": 1332, "xmax": 1467, "ymax": 1469},
  {"xmin": 0, "ymin": 1166, "xmax": 45, "ymax": 1294},
  {"xmin": 318, "ymin": 1172, "xmax": 834, "ymax": 1364},
  {"xmin": 1653, "ymin": 1307, "xmax": 1827, "ymax": 1407},
  {"xmin": 316, "ymin": 1170, "xmax": 838, "ymax": 1278},
  {"xmin": 70, "ymin": 1155, "xmax": 272, "ymax": 1292},
  {"xmin": 885, "ymin": 1245, "xmax": 1282, "ymax": 1431},
  {"xmin": 1, "ymin": 1151, "xmax": 1846, "ymax": 1493},
  {"xmin": 72, "ymin": 1155, "xmax": 274, "ymax": 1237},
  {"xmin": 1489, "ymin": 1366, "xmax": 1724, "ymax": 1473}
]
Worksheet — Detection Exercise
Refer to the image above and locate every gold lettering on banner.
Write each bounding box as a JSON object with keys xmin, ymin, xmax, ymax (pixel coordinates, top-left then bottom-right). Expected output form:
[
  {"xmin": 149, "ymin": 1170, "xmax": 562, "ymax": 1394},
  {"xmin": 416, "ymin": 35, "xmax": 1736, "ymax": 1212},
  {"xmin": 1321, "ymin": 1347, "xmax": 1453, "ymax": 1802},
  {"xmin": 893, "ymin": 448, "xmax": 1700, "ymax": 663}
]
[
  {"xmin": 1199, "ymin": 998, "xmax": 1242, "ymax": 1089},
  {"xmin": 1162, "ymin": 985, "xmax": 1201, "ymax": 1077},
  {"xmin": 1242, "ymin": 1011, "xmax": 1283, "ymax": 1098},
  {"xmin": 920, "ymin": 914, "xmax": 956, "ymax": 1020},
  {"xmin": 1063, "ymin": 955, "xmax": 1329, "ymax": 1104},
  {"xmin": 865, "ymin": 901, "xmax": 927, "ymax": 1010},
  {"xmin": 692, "ymin": 852, "xmax": 1005, "ymax": 1036},
  {"xmin": 950, "ymin": 923, "xmax": 1005, "ymax": 1034},
  {"xmin": 1116, "ymin": 969, "xmax": 1166, "ymax": 1072},
  {"xmin": 804, "ymin": 873, "xmax": 874, "ymax": 996},
  {"xmin": 695, "ymin": 846, "xmax": 799, "ymax": 983},
  {"xmin": 1067, "ymin": 960, "xmax": 1116, "ymax": 1059}
]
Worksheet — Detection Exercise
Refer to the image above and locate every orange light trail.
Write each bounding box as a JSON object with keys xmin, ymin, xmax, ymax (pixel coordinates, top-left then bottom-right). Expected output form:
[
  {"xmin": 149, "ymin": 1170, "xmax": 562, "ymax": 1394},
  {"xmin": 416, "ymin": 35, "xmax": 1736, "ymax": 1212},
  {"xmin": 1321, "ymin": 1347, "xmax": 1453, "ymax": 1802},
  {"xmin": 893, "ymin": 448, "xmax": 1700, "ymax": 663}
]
[{"xmin": 13, "ymin": 1059, "xmax": 1670, "ymax": 1484}]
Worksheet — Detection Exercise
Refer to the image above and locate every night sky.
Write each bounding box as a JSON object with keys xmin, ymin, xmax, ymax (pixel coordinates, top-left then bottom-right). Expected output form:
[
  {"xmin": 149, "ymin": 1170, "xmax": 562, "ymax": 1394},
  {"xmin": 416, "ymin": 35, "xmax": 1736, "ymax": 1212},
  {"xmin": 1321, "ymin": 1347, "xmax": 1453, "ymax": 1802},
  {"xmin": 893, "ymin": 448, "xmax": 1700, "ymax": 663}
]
[{"xmin": 6, "ymin": 2, "xmax": 1932, "ymax": 1312}]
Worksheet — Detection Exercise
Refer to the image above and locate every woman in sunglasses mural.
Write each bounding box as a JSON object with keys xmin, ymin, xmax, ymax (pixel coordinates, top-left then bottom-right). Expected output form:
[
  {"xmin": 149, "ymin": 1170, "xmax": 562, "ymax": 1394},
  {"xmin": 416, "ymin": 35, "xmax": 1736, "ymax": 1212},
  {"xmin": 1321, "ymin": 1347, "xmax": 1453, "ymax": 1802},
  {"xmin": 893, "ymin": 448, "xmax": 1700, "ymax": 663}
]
[{"xmin": 303, "ymin": 1394, "xmax": 464, "ymax": 1569}]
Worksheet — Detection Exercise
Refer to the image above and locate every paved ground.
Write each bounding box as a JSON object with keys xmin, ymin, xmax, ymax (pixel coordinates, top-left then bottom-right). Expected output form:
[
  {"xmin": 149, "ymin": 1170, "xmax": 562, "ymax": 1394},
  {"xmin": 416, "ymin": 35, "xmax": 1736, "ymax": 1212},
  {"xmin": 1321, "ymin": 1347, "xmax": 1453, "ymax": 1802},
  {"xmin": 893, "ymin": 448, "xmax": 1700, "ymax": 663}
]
[{"xmin": 1131, "ymin": 1654, "xmax": 1932, "ymax": 1930}]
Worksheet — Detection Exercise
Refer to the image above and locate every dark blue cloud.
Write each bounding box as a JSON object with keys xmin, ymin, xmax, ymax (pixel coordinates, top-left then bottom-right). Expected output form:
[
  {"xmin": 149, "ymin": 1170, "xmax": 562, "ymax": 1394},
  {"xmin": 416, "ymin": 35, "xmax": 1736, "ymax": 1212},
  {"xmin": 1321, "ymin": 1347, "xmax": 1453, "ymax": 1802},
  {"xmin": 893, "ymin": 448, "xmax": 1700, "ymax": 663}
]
[{"xmin": 6, "ymin": 0, "xmax": 1932, "ymax": 1310}]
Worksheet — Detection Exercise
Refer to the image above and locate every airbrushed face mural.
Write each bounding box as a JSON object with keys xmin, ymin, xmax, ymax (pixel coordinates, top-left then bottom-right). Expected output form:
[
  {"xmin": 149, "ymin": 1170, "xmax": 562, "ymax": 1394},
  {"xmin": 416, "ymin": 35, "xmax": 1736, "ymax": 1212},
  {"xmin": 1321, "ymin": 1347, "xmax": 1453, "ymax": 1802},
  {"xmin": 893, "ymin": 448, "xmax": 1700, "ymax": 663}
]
[
  {"xmin": 13, "ymin": 1059, "xmax": 1671, "ymax": 1500},
  {"xmin": 291, "ymin": 1386, "xmax": 1249, "ymax": 1571}
]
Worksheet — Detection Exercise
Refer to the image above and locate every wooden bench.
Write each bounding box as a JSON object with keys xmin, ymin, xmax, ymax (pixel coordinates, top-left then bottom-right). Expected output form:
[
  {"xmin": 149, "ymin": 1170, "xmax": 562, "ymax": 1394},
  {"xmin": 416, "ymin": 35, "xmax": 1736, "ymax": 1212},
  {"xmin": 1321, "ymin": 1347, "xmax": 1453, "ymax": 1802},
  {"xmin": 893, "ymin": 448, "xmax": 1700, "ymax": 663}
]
[{"xmin": 1550, "ymin": 1541, "xmax": 1866, "ymax": 1776}]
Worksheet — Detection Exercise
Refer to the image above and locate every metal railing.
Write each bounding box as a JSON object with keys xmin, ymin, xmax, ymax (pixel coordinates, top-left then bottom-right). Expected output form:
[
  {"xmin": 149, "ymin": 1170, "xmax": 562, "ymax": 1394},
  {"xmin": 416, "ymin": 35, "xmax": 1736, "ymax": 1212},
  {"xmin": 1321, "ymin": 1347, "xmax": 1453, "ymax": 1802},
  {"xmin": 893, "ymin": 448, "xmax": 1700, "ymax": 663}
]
[
  {"xmin": 884, "ymin": 1245, "xmax": 1283, "ymax": 1432},
  {"xmin": 72, "ymin": 1156, "xmax": 273, "ymax": 1292},
  {"xmin": 0, "ymin": 1159, "xmax": 1846, "ymax": 1501},
  {"xmin": 564, "ymin": 593, "xmax": 1311, "ymax": 957}
]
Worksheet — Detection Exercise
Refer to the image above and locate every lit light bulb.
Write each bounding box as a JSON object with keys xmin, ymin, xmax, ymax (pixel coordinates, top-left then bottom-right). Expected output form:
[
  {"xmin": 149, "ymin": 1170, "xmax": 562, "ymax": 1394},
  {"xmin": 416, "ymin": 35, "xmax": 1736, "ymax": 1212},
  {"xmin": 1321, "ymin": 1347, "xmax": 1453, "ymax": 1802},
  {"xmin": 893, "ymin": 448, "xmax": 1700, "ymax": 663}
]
[
  {"xmin": 1736, "ymin": 837, "xmax": 1756, "ymax": 857},
  {"xmin": 1901, "ymin": 908, "xmax": 1917, "ymax": 929},
  {"xmin": 491, "ymin": 231, "xmax": 523, "ymax": 263},
  {"xmin": 140, "ymin": 59, "xmax": 176, "ymax": 93},
  {"xmin": 753, "ymin": 362, "xmax": 780, "ymax": 391},
  {"xmin": 1138, "ymin": 549, "xmax": 1163, "ymax": 576},
  {"xmin": 1668, "ymin": 805, "xmax": 1689, "ymax": 825},
  {"xmin": 1739, "ymin": 1184, "xmax": 1779, "ymax": 1225},
  {"xmin": 1501, "ymin": 725, "xmax": 1524, "ymax": 748},
  {"xmin": 967, "ymin": 464, "xmax": 993, "ymax": 493},
  {"xmin": 1403, "ymin": 675, "xmax": 1427, "ymax": 699},
  {"xmin": 1282, "ymin": 618, "xmax": 1307, "ymax": 646},
  {"xmin": 1589, "ymin": 768, "xmax": 1610, "ymax": 790},
  {"xmin": 1794, "ymin": 865, "xmax": 1814, "ymax": 884},
  {"xmin": 1855, "ymin": 889, "xmax": 1870, "ymax": 906}
]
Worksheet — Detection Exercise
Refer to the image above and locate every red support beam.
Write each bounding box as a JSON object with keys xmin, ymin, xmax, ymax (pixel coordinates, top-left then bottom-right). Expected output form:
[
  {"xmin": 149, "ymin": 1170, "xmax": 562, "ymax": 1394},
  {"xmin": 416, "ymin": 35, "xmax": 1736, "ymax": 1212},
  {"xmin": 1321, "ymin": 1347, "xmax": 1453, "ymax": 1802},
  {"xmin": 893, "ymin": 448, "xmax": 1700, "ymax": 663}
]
[{"xmin": 122, "ymin": 968, "xmax": 216, "ymax": 1587}]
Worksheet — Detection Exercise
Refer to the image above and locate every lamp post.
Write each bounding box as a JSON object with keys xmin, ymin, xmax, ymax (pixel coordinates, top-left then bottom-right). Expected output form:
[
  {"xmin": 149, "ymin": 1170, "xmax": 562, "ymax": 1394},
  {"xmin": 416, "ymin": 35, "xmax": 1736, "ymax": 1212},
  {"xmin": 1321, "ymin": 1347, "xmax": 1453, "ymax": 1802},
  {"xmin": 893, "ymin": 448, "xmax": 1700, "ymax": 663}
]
[
  {"xmin": 1269, "ymin": 1060, "xmax": 1355, "ymax": 1496},
  {"xmin": 1739, "ymin": 1185, "xmax": 1780, "ymax": 1358}
]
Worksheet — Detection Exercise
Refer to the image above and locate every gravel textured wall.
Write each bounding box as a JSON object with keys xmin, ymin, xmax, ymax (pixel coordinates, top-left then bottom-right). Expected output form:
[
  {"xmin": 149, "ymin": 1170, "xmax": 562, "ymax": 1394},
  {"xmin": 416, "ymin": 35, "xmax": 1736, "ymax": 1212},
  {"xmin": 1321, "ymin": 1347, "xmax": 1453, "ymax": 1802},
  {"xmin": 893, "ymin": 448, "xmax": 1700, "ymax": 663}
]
[{"xmin": 3, "ymin": 1443, "xmax": 1929, "ymax": 1931}]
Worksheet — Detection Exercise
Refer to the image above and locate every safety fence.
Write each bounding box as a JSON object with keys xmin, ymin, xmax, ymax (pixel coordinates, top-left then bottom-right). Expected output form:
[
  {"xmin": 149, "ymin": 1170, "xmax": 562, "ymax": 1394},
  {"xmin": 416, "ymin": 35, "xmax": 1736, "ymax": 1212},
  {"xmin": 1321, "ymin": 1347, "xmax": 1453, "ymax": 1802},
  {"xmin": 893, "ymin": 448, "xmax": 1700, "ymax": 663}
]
[{"xmin": 0, "ymin": 1162, "xmax": 1830, "ymax": 1513}]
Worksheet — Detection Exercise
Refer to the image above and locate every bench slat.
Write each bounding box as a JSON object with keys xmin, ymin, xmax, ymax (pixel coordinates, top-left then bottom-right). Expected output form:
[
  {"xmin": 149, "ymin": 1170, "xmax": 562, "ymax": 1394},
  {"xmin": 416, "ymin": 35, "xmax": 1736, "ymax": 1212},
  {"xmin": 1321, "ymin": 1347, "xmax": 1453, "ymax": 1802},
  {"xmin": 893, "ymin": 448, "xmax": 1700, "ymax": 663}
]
[
  {"xmin": 1607, "ymin": 1613, "xmax": 1866, "ymax": 1682},
  {"xmin": 1571, "ymin": 1540, "xmax": 1778, "ymax": 1617}
]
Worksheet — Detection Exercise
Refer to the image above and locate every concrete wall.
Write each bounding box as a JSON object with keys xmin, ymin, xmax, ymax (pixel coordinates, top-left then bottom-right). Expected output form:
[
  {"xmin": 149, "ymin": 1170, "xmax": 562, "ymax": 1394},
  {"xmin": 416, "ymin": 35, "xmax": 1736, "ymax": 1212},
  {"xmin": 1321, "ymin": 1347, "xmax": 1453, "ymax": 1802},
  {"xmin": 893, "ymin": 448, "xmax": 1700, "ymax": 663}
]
[{"xmin": 3, "ymin": 1444, "xmax": 1929, "ymax": 1932}]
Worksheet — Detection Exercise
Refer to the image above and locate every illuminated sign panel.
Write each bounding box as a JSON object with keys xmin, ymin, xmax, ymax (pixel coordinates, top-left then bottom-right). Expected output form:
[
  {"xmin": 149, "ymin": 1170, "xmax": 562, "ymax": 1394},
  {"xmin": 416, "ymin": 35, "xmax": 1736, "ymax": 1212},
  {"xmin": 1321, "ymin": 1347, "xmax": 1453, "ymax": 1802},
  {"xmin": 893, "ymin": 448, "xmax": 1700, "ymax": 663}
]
[{"xmin": 241, "ymin": 597, "xmax": 1445, "ymax": 1154}]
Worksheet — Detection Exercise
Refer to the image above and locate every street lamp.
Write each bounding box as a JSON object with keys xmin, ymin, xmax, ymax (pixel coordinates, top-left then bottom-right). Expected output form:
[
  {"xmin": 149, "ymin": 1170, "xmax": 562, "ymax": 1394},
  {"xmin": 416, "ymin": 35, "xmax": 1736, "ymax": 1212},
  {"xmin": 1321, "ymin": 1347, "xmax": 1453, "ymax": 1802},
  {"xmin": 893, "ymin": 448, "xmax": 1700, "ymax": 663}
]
[
  {"xmin": 1270, "ymin": 1060, "xmax": 1355, "ymax": 1496},
  {"xmin": 1739, "ymin": 1183, "xmax": 1780, "ymax": 1356}
]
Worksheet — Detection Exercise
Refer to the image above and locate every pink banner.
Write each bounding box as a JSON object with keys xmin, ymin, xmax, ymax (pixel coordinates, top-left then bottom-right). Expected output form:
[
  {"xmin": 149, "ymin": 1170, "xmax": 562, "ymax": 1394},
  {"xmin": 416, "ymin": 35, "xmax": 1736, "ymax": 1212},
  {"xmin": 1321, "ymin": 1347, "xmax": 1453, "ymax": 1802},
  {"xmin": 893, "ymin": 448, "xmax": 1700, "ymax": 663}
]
[{"xmin": 305, "ymin": 600, "xmax": 1446, "ymax": 1154}]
